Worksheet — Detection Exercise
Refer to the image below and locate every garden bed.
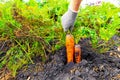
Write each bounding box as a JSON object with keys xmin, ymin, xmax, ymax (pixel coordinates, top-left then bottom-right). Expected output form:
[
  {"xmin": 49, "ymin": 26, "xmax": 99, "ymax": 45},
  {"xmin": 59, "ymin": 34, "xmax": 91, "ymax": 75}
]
[{"xmin": 15, "ymin": 36, "xmax": 120, "ymax": 80}]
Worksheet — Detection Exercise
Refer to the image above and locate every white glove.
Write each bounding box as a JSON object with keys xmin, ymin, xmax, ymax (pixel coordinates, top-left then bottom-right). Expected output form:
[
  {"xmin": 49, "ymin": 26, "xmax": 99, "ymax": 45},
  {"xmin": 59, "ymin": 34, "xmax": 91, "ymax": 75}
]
[{"xmin": 61, "ymin": 8, "xmax": 78, "ymax": 32}]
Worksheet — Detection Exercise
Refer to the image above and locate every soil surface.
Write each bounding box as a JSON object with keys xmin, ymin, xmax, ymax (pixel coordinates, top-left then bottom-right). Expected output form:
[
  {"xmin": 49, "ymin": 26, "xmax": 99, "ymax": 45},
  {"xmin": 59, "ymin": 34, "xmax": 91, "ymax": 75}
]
[{"xmin": 15, "ymin": 36, "xmax": 120, "ymax": 80}]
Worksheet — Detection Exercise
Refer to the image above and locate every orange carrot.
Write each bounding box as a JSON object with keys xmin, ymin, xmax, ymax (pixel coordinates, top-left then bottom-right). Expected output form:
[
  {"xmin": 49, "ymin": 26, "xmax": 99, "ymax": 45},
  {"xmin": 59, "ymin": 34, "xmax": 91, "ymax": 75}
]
[
  {"xmin": 66, "ymin": 34, "xmax": 75, "ymax": 63},
  {"xmin": 74, "ymin": 44, "xmax": 81, "ymax": 63}
]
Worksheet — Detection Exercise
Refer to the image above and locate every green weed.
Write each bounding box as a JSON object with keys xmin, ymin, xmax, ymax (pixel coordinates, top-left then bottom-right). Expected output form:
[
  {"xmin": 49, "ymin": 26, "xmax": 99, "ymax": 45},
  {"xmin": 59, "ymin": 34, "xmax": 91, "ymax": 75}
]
[
  {"xmin": 0, "ymin": 0, "xmax": 68, "ymax": 77},
  {"xmin": 74, "ymin": 2, "xmax": 120, "ymax": 53}
]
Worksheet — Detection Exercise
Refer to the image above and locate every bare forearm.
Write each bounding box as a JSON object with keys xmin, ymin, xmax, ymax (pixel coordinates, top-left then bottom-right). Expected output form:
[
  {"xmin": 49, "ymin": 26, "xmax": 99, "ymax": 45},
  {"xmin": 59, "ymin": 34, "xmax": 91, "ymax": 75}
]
[{"xmin": 70, "ymin": 0, "xmax": 82, "ymax": 11}]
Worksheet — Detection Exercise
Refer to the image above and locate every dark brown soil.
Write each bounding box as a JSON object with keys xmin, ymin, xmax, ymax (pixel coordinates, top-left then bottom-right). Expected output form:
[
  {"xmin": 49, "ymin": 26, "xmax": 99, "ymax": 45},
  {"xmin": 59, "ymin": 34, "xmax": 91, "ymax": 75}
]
[{"xmin": 15, "ymin": 36, "xmax": 120, "ymax": 80}]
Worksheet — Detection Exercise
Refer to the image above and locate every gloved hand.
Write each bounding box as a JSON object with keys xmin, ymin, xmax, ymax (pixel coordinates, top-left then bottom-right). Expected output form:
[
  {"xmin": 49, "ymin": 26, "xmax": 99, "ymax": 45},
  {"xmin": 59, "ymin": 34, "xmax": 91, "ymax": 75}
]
[{"xmin": 61, "ymin": 8, "xmax": 78, "ymax": 32}]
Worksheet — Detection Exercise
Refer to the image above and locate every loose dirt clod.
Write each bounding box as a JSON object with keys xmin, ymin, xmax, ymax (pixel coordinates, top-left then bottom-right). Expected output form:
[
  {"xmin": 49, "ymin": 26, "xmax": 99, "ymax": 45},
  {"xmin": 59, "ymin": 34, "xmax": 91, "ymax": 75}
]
[{"xmin": 15, "ymin": 37, "xmax": 120, "ymax": 80}]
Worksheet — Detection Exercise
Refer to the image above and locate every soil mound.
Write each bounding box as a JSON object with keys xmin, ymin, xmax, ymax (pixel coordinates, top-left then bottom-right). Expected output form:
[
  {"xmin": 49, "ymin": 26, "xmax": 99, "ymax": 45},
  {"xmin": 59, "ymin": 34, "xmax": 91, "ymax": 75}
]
[{"xmin": 16, "ymin": 37, "xmax": 120, "ymax": 80}]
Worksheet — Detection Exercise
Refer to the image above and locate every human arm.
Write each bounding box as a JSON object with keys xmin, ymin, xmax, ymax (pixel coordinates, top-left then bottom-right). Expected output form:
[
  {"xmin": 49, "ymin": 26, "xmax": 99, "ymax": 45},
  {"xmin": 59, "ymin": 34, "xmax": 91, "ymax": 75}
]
[{"xmin": 70, "ymin": 0, "xmax": 82, "ymax": 12}]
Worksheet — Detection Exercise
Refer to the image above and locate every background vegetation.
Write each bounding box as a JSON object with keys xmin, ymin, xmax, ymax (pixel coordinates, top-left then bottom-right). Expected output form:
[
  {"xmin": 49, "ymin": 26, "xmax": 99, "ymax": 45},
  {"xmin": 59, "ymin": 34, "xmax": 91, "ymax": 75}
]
[{"xmin": 0, "ymin": 0, "xmax": 120, "ymax": 77}]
